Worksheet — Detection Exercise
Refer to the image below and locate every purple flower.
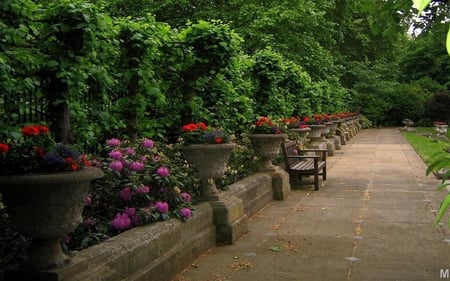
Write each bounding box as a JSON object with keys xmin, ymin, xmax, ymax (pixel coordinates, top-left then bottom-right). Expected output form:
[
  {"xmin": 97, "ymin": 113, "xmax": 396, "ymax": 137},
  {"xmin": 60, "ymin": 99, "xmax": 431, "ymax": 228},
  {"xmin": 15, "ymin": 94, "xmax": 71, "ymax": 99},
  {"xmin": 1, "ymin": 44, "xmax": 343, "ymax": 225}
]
[
  {"xmin": 107, "ymin": 138, "xmax": 121, "ymax": 147},
  {"xmin": 120, "ymin": 187, "xmax": 133, "ymax": 201},
  {"xmin": 108, "ymin": 150, "xmax": 123, "ymax": 160},
  {"xmin": 136, "ymin": 186, "xmax": 150, "ymax": 194},
  {"xmin": 180, "ymin": 192, "xmax": 192, "ymax": 203},
  {"xmin": 111, "ymin": 213, "xmax": 131, "ymax": 230},
  {"xmin": 109, "ymin": 161, "xmax": 123, "ymax": 172},
  {"xmin": 125, "ymin": 207, "xmax": 139, "ymax": 224},
  {"xmin": 129, "ymin": 161, "xmax": 145, "ymax": 171},
  {"xmin": 153, "ymin": 155, "xmax": 161, "ymax": 162},
  {"xmin": 124, "ymin": 147, "xmax": 136, "ymax": 155},
  {"xmin": 84, "ymin": 196, "xmax": 92, "ymax": 206},
  {"xmin": 155, "ymin": 201, "xmax": 169, "ymax": 213},
  {"xmin": 156, "ymin": 166, "xmax": 170, "ymax": 177},
  {"xmin": 142, "ymin": 138, "xmax": 154, "ymax": 149},
  {"xmin": 63, "ymin": 234, "xmax": 71, "ymax": 244},
  {"xmin": 179, "ymin": 208, "xmax": 192, "ymax": 219},
  {"xmin": 83, "ymin": 217, "xmax": 96, "ymax": 226}
]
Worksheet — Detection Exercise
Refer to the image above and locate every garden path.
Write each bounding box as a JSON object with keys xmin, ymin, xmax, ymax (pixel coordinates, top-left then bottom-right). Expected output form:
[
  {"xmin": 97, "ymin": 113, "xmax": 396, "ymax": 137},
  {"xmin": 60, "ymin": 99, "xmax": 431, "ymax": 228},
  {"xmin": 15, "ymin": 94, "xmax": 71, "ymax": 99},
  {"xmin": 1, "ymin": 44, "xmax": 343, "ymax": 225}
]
[{"xmin": 174, "ymin": 128, "xmax": 450, "ymax": 281}]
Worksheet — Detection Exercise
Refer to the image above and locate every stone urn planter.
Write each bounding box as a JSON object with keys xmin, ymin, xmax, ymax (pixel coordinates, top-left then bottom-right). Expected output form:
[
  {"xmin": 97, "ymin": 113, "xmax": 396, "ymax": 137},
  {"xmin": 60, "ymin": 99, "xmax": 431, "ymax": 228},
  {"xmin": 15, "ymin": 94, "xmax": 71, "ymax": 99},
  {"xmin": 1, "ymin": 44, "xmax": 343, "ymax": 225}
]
[
  {"xmin": 248, "ymin": 134, "xmax": 287, "ymax": 171},
  {"xmin": 306, "ymin": 124, "xmax": 328, "ymax": 149},
  {"xmin": 434, "ymin": 124, "xmax": 448, "ymax": 137},
  {"xmin": 180, "ymin": 143, "xmax": 236, "ymax": 200},
  {"xmin": 0, "ymin": 167, "xmax": 104, "ymax": 270}
]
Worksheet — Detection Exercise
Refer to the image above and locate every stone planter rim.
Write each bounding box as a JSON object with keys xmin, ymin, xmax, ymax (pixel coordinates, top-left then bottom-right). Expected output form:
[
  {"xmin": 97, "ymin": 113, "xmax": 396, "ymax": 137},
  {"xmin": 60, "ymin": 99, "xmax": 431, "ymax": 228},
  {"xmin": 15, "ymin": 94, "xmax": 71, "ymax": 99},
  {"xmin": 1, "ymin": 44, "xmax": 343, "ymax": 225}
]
[
  {"xmin": 179, "ymin": 143, "xmax": 237, "ymax": 150},
  {"xmin": 0, "ymin": 167, "xmax": 104, "ymax": 186},
  {"xmin": 290, "ymin": 128, "xmax": 311, "ymax": 132},
  {"xmin": 247, "ymin": 133, "xmax": 288, "ymax": 138}
]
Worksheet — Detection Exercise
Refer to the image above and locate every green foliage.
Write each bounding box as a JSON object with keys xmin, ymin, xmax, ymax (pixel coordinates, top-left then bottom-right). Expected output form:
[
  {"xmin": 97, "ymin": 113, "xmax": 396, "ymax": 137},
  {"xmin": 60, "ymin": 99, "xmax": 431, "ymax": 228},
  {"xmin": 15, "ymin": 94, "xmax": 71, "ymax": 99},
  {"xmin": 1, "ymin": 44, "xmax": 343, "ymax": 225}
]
[
  {"xmin": 113, "ymin": 15, "xmax": 168, "ymax": 141},
  {"xmin": 251, "ymin": 48, "xmax": 312, "ymax": 118},
  {"xmin": 0, "ymin": 0, "xmax": 43, "ymax": 127},
  {"xmin": 177, "ymin": 20, "xmax": 254, "ymax": 133},
  {"xmin": 426, "ymin": 92, "xmax": 450, "ymax": 124}
]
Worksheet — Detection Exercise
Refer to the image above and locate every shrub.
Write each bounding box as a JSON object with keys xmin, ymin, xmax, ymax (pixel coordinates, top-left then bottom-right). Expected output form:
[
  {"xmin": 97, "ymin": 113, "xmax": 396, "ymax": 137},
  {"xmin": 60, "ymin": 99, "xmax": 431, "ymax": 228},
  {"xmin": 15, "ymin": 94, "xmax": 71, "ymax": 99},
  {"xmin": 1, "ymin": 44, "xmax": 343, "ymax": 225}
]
[{"xmin": 63, "ymin": 138, "xmax": 200, "ymax": 251}]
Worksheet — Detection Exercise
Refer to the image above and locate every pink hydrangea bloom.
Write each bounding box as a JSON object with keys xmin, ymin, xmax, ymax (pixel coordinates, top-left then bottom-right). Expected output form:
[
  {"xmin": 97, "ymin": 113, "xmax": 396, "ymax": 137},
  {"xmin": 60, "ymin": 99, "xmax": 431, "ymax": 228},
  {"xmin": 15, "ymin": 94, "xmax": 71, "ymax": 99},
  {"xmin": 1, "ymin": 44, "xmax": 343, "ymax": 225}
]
[
  {"xmin": 136, "ymin": 186, "xmax": 150, "ymax": 194},
  {"xmin": 179, "ymin": 208, "xmax": 192, "ymax": 219},
  {"xmin": 107, "ymin": 138, "xmax": 121, "ymax": 147},
  {"xmin": 156, "ymin": 166, "xmax": 170, "ymax": 177},
  {"xmin": 111, "ymin": 213, "xmax": 131, "ymax": 230},
  {"xmin": 142, "ymin": 138, "xmax": 154, "ymax": 149},
  {"xmin": 124, "ymin": 147, "xmax": 136, "ymax": 155},
  {"xmin": 108, "ymin": 150, "xmax": 123, "ymax": 160},
  {"xmin": 129, "ymin": 161, "xmax": 145, "ymax": 171},
  {"xmin": 155, "ymin": 201, "xmax": 169, "ymax": 213},
  {"xmin": 180, "ymin": 192, "xmax": 192, "ymax": 203},
  {"xmin": 109, "ymin": 161, "xmax": 123, "ymax": 172},
  {"xmin": 120, "ymin": 187, "xmax": 133, "ymax": 201},
  {"xmin": 84, "ymin": 196, "xmax": 92, "ymax": 206}
]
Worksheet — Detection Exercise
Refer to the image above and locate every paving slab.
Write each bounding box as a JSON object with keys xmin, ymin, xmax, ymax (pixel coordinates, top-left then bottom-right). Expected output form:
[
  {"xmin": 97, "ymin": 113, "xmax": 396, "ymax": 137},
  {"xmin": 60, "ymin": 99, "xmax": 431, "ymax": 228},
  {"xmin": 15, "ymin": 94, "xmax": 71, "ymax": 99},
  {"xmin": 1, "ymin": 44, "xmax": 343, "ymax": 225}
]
[{"xmin": 173, "ymin": 128, "xmax": 450, "ymax": 281}]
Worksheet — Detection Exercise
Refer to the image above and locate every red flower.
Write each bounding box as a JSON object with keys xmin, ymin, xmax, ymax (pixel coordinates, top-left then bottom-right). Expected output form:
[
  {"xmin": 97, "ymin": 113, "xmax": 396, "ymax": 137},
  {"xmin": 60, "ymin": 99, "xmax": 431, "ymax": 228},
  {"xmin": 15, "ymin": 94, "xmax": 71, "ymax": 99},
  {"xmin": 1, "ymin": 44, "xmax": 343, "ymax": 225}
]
[
  {"xmin": 34, "ymin": 146, "xmax": 45, "ymax": 157},
  {"xmin": 215, "ymin": 137, "xmax": 223, "ymax": 144},
  {"xmin": 37, "ymin": 125, "xmax": 50, "ymax": 134},
  {"xmin": 21, "ymin": 125, "xmax": 40, "ymax": 136},
  {"xmin": 0, "ymin": 143, "xmax": 9, "ymax": 153},
  {"xmin": 182, "ymin": 123, "xmax": 198, "ymax": 132},
  {"xmin": 196, "ymin": 122, "xmax": 208, "ymax": 130},
  {"xmin": 64, "ymin": 157, "xmax": 78, "ymax": 171},
  {"xmin": 80, "ymin": 154, "xmax": 91, "ymax": 167}
]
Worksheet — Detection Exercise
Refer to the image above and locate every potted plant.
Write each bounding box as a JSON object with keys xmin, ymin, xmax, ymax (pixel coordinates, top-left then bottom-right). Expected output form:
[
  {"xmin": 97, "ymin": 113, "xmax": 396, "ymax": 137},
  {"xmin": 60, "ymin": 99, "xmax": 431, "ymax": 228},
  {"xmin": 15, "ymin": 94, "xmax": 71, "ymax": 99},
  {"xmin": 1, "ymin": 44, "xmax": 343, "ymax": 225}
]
[
  {"xmin": 247, "ymin": 116, "xmax": 288, "ymax": 171},
  {"xmin": 0, "ymin": 124, "xmax": 103, "ymax": 270},
  {"xmin": 281, "ymin": 117, "xmax": 311, "ymax": 149},
  {"xmin": 178, "ymin": 122, "xmax": 236, "ymax": 200}
]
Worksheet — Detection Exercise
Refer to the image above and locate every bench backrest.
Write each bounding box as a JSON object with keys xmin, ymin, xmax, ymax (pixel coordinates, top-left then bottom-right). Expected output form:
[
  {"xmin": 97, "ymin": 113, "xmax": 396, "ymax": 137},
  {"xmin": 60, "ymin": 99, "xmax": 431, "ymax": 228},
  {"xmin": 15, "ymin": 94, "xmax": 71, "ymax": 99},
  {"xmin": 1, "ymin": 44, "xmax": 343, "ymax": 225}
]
[{"xmin": 281, "ymin": 141, "xmax": 301, "ymax": 169}]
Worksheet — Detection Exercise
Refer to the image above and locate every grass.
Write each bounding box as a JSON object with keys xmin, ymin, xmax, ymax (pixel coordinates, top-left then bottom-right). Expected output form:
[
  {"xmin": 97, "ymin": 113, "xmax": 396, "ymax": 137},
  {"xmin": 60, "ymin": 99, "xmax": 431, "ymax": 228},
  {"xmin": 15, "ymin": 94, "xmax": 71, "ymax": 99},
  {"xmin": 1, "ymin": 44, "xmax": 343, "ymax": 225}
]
[{"xmin": 401, "ymin": 127, "xmax": 450, "ymax": 164}]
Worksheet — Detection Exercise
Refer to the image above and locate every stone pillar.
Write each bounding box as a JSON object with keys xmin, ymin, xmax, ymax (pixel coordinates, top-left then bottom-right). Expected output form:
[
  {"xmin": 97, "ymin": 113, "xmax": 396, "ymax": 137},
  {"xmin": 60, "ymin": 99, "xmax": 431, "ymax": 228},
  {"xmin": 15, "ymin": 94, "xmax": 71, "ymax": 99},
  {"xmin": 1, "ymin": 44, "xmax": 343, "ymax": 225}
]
[
  {"xmin": 209, "ymin": 196, "xmax": 248, "ymax": 244},
  {"xmin": 271, "ymin": 166, "xmax": 291, "ymax": 200}
]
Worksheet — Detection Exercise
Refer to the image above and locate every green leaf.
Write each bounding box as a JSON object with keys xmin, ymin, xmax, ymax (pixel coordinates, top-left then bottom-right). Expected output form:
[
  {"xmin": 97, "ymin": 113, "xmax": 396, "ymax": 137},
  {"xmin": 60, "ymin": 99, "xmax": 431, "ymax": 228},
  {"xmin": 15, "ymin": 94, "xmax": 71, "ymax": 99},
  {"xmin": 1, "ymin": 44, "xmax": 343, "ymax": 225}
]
[
  {"xmin": 412, "ymin": 0, "xmax": 432, "ymax": 14},
  {"xmin": 436, "ymin": 182, "xmax": 450, "ymax": 191},
  {"xmin": 435, "ymin": 193, "xmax": 450, "ymax": 224}
]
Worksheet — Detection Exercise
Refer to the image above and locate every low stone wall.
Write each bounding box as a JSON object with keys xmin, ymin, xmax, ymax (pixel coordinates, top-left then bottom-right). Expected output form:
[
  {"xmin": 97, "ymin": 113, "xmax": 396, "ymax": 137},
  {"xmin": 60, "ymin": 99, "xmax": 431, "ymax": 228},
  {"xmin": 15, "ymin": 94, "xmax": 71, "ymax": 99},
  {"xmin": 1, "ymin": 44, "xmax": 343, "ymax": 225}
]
[{"xmin": 10, "ymin": 170, "xmax": 289, "ymax": 281}]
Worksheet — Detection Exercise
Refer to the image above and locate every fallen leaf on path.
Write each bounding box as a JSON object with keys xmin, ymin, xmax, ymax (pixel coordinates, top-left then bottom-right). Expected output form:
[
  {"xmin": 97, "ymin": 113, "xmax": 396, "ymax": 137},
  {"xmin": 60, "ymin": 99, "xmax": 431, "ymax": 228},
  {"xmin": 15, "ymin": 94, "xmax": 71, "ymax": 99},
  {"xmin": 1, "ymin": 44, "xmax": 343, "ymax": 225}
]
[{"xmin": 229, "ymin": 259, "xmax": 256, "ymax": 271}]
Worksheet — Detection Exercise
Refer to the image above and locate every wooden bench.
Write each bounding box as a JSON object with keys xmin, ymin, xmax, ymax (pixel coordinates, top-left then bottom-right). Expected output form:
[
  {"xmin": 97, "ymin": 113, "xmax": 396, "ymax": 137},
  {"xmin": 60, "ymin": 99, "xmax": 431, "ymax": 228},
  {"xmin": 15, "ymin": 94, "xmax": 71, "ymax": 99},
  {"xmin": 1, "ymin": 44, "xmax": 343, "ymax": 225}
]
[{"xmin": 281, "ymin": 140, "xmax": 327, "ymax": 190}]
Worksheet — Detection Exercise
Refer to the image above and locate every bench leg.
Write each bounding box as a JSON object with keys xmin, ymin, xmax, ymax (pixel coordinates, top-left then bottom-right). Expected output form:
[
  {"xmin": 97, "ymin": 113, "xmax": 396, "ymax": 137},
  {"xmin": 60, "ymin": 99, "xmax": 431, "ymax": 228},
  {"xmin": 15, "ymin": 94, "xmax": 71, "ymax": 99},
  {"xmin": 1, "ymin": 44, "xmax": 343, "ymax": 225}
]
[{"xmin": 314, "ymin": 172, "xmax": 319, "ymax": 190}]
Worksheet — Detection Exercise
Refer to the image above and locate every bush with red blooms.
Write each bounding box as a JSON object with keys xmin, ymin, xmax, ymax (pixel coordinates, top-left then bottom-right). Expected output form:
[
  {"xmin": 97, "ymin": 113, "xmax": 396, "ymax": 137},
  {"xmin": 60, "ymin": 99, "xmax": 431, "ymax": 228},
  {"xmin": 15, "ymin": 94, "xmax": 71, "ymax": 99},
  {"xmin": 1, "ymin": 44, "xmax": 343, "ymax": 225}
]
[
  {"xmin": 179, "ymin": 122, "xmax": 231, "ymax": 145},
  {"xmin": 250, "ymin": 116, "xmax": 287, "ymax": 134},
  {"xmin": 0, "ymin": 125, "xmax": 91, "ymax": 175}
]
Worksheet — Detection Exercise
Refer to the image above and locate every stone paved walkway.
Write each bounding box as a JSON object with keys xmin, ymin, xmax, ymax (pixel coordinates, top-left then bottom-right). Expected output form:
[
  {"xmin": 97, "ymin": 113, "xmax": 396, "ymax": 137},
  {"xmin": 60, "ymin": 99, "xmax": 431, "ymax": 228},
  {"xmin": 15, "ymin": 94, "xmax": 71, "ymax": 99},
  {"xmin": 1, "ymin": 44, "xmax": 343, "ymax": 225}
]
[{"xmin": 174, "ymin": 128, "xmax": 450, "ymax": 281}]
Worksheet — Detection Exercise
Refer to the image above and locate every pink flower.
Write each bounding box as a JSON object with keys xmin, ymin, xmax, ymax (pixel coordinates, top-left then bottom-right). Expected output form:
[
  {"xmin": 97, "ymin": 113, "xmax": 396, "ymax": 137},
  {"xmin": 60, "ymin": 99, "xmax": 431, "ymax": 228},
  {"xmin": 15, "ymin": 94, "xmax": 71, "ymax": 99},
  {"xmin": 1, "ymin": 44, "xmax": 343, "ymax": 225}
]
[
  {"xmin": 83, "ymin": 217, "xmax": 96, "ymax": 226},
  {"xmin": 129, "ymin": 161, "xmax": 144, "ymax": 171},
  {"xmin": 136, "ymin": 186, "xmax": 150, "ymax": 194},
  {"xmin": 179, "ymin": 208, "xmax": 192, "ymax": 219},
  {"xmin": 153, "ymin": 155, "xmax": 161, "ymax": 162},
  {"xmin": 156, "ymin": 166, "xmax": 170, "ymax": 177},
  {"xmin": 108, "ymin": 150, "xmax": 123, "ymax": 160},
  {"xmin": 120, "ymin": 187, "xmax": 133, "ymax": 201},
  {"xmin": 155, "ymin": 201, "xmax": 169, "ymax": 213},
  {"xmin": 109, "ymin": 161, "xmax": 123, "ymax": 172},
  {"xmin": 107, "ymin": 138, "xmax": 121, "ymax": 147},
  {"xmin": 142, "ymin": 138, "xmax": 154, "ymax": 149},
  {"xmin": 180, "ymin": 192, "xmax": 192, "ymax": 203},
  {"xmin": 111, "ymin": 213, "xmax": 131, "ymax": 230},
  {"xmin": 124, "ymin": 147, "xmax": 136, "ymax": 155},
  {"xmin": 63, "ymin": 234, "xmax": 71, "ymax": 244},
  {"xmin": 84, "ymin": 196, "xmax": 92, "ymax": 206},
  {"xmin": 125, "ymin": 207, "xmax": 139, "ymax": 225}
]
